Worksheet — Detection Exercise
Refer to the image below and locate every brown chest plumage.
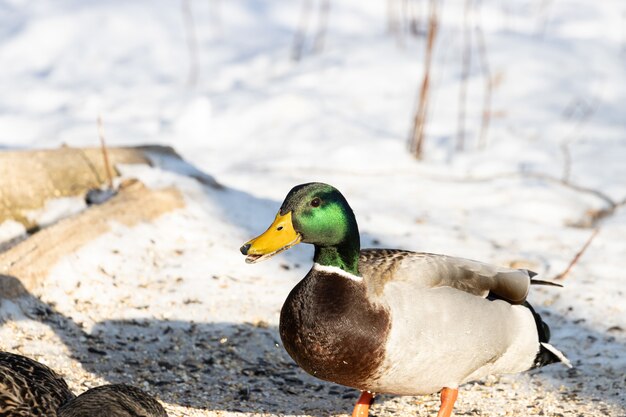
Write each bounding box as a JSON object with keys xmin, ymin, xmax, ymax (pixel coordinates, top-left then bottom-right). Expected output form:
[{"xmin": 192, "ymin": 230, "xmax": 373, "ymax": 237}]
[{"xmin": 279, "ymin": 269, "xmax": 390, "ymax": 389}]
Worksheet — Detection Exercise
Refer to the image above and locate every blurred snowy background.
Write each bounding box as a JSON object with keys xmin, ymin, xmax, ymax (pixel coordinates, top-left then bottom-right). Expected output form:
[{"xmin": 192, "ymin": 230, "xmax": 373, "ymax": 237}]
[{"xmin": 0, "ymin": 0, "xmax": 625, "ymax": 416}]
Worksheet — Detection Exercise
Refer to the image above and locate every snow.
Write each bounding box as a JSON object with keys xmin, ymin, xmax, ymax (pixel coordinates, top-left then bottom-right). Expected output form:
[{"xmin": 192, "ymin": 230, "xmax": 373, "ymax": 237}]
[
  {"xmin": 0, "ymin": 0, "xmax": 625, "ymax": 416},
  {"xmin": 24, "ymin": 196, "xmax": 87, "ymax": 227},
  {"xmin": 0, "ymin": 220, "xmax": 25, "ymax": 245}
]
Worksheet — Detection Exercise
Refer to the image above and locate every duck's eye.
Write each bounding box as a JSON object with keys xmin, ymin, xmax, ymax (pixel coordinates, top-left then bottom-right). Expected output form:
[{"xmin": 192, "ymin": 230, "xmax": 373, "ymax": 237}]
[
  {"xmin": 277, "ymin": 226, "xmax": 283, "ymax": 231},
  {"xmin": 310, "ymin": 197, "xmax": 321, "ymax": 208}
]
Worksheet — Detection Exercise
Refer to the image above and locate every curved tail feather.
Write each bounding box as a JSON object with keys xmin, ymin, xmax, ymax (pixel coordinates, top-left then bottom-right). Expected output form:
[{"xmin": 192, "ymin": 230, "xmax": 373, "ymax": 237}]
[
  {"xmin": 524, "ymin": 301, "xmax": 572, "ymax": 369},
  {"xmin": 530, "ymin": 278, "xmax": 563, "ymax": 288},
  {"xmin": 540, "ymin": 342, "xmax": 572, "ymax": 368}
]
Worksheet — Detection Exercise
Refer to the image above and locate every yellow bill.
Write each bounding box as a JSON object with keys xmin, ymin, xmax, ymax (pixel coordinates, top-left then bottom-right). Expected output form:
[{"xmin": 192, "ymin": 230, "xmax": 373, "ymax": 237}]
[{"xmin": 240, "ymin": 211, "xmax": 302, "ymax": 264}]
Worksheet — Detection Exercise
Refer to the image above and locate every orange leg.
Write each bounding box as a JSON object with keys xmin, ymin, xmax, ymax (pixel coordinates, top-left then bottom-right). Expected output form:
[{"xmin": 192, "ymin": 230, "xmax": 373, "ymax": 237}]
[
  {"xmin": 351, "ymin": 391, "xmax": 374, "ymax": 417},
  {"xmin": 436, "ymin": 387, "xmax": 458, "ymax": 417}
]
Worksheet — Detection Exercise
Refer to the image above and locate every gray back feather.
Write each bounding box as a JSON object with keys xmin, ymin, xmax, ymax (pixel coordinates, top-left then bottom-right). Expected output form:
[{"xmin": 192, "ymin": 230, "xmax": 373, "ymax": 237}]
[{"xmin": 359, "ymin": 249, "xmax": 533, "ymax": 304}]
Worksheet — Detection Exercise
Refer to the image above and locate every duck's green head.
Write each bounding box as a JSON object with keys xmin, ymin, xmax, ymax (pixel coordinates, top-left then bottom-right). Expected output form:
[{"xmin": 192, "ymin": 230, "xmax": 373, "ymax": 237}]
[{"xmin": 240, "ymin": 183, "xmax": 360, "ymax": 273}]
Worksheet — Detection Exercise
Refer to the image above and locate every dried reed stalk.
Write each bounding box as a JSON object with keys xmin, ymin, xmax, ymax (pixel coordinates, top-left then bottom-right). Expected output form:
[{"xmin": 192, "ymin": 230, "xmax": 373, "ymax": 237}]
[
  {"xmin": 409, "ymin": 0, "xmax": 439, "ymax": 159},
  {"xmin": 409, "ymin": 0, "xmax": 423, "ymax": 36},
  {"xmin": 456, "ymin": 0, "xmax": 472, "ymax": 151},
  {"xmin": 181, "ymin": 0, "xmax": 199, "ymax": 86},
  {"xmin": 475, "ymin": 0, "xmax": 492, "ymax": 149},
  {"xmin": 97, "ymin": 115, "xmax": 113, "ymax": 189},
  {"xmin": 388, "ymin": 0, "xmax": 423, "ymax": 46},
  {"xmin": 313, "ymin": 0, "xmax": 330, "ymax": 53},
  {"xmin": 292, "ymin": 0, "xmax": 313, "ymax": 61},
  {"xmin": 387, "ymin": 0, "xmax": 399, "ymax": 37},
  {"xmin": 554, "ymin": 228, "xmax": 600, "ymax": 281}
]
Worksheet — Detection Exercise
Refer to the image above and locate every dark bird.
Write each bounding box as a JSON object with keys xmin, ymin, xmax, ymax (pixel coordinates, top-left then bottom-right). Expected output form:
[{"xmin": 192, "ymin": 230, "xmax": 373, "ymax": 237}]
[
  {"xmin": 0, "ymin": 352, "xmax": 167, "ymax": 417},
  {"xmin": 0, "ymin": 351, "xmax": 75, "ymax": 416},
  {"xmin": 241, "ymin": 182, "xmax": 570, "ymax": 417},
  {"xmin": 57, "ymin": 384, "xmax": 167, "ymax": 417}
]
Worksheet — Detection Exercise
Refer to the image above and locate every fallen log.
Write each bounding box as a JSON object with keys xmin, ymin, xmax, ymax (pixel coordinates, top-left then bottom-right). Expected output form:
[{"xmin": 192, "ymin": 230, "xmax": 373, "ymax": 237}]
[
  {"xmin": 0, "ymin": 180, "xmax": 184, "ymax": 293},
  {"xmin": 0, "ymin": 145, "xmax": 218, "ymax": 229}
]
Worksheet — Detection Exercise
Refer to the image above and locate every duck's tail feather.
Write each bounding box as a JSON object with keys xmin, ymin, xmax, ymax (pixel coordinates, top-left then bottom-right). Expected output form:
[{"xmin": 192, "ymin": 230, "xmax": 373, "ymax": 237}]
[
  {"xmin": 522, "ymin": 269, "xmax": 563, "ymax": 287},
  {"xmin": 530, "ymin": 278, "xmax": 563, "ymax": 288},
  {"xmin": 539, "ymin": 342, "xmax": 572, "ymax": 368},
  {"xmin": 523, "ymin": 301, "xmax": 572, "ymax": 369},
  {"xmin": 524, "ymin": 301, "xmax": 551, "ymax": 342}
]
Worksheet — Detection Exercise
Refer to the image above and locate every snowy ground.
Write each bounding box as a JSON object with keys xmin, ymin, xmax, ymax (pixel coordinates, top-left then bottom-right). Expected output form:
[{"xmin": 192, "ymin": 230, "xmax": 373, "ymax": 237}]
[{"xmin": 1, "ymin": 0, "xmax": 625, "ymax": 416}]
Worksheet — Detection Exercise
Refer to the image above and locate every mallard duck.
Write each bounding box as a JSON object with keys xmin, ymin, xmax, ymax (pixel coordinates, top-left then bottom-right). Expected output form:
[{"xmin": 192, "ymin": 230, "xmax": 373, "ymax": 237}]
[
  {"xmin": 240, "ymin": 182, "xmax": 571, "ymax": 417},
  {"xmin": 57, "ymin": 384, "xmax": 167, "ymax": 417},
  {"xmin": 0, "ymin": 351, "xmax": 75, "ymax": 416},
  {"xmin": 0, "ymin": 352, "xmax": 167, "ymax": 417}
]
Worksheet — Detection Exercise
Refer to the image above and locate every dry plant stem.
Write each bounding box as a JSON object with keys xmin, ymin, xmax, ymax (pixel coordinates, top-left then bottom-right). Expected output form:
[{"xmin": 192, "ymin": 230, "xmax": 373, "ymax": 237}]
[
  {"xmin": 97, "ymin": 115, "xmax": 114, "ymax": 189},
  {"xmin": 448, "ymin": 170, "xmax": 616, "ymax": 210},
  {"xmin": 560, "ymin": 97, "xmax": 598, "ymax": 144},
  {"xmin": 396, "ymin": 0, "xmax": 408, "ymax": 47},
  {"xmin": 210, "ymin": 0, "xmax": 221, "ymax": 31},
  {"xmin": 402, "ymin": 0, "xmax": 409, "ymax": 38},
  {"xmin": 409, "ymin": 0, "xmax": 439, "ymax": 159},
  {"xmin": 313, "ymin": 0, "xmax": 330, "ymax": 53},
  {"xmin": 404, "ymin": 167, "xmax": 624, "ymax": 227},
  {"xmin": 580, "ymin": 196, "xmax": 626, "ymax": 228},
  {"xmin": 387, "ymin": 0, "xmax": 399, "ymax": 38},
  {"xmin": 391, "ymin": 0, "xmax": 401, "ymax": 45},
  {"xmin": 457, "ymin": 0, "xmax": 472, "ymax": 151},
  {"xmin": 399, "ymin": 0, "xmax": 421, "ymax": 42},
  {"xmin": 292, "ymin": 0, "xmax": 313, "ymax": 61},
  {"xmin": 561, "ymin": 142, "xmax": 572, "ymax": 182},
  {"xmin": 181, "ymin": 0, "xmax": 199, "ymax": 87},
  {"xmin": 555, "ymin": 97, "xmax": 599, "ymax": 216},
  {"xmin": 527, "ymin": 172, "xmax": 615, "ymax": 208},
  {"xmin": 475, "ymin": 0, "xmax": 492, "ymax": 149},
  {"xmin": 554, "ymin": 228, "xmax": 600, "ymax": 281},
  {"xmin": 409, "ymin": 0, "xmax": 423, "ymax": 36},
  {"xmin": 536, "ymin": 0, "xmax": 554, "ymax": 36}
]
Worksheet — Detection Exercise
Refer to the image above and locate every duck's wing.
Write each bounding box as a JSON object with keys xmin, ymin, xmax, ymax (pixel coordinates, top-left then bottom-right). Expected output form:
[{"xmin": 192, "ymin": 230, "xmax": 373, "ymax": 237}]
[{"xmin": 359, "ymin": 249, "xmax": 538, "ymax": 304}]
